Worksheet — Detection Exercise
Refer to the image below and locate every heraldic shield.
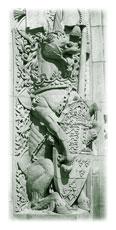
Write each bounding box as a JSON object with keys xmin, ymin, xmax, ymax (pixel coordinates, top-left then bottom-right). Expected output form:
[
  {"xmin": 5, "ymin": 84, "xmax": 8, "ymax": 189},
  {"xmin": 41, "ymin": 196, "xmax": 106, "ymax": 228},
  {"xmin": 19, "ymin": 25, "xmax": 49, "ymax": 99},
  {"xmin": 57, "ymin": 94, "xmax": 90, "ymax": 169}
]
[
  {"xmin": 53, "ymin": 99, "xmax": 93, "ymax": 206},
  {"xmin": 12, "ymin": 9, "xmax": 101, "ymax": 215}
]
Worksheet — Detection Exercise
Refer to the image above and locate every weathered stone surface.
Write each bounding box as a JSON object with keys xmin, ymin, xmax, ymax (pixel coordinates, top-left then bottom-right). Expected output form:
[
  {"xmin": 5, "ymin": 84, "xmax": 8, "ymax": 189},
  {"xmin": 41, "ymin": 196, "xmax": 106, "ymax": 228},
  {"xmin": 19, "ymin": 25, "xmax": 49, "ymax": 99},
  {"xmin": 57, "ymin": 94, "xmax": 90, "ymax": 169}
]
[
  {"xmin": 91, "ymin": 27, "xmax": 104, "ymax": 62},
  {"xmin": 11, "ymin": 9, "xmax": 106, "ymax": 218},
  {"xmin": 90, "ymin": 10, "xmax": 102, "ymax": 26}
]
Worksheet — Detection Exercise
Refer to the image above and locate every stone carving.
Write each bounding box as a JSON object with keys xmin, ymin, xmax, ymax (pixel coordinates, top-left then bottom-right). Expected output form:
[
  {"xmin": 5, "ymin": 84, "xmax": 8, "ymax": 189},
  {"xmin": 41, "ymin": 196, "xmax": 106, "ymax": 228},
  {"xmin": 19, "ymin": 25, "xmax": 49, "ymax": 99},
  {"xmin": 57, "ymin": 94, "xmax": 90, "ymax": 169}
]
[{"xmin": 13, "ymin": 9, "xmax": 99, "ymax": 215}]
